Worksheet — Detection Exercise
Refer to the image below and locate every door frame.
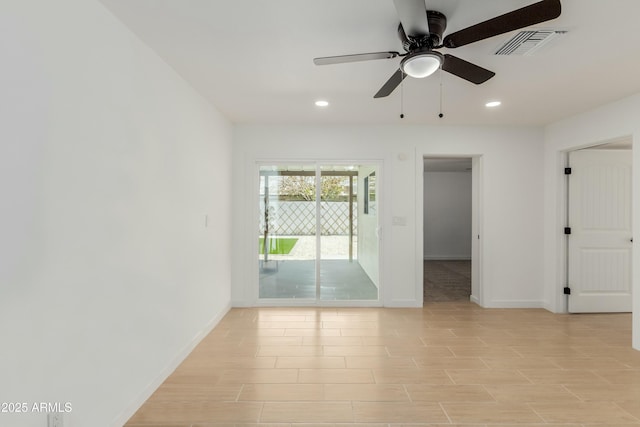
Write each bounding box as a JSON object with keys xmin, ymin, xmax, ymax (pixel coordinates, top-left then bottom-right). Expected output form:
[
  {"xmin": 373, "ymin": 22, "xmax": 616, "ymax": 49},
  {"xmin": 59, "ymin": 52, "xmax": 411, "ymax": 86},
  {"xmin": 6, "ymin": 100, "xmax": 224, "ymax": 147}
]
[
  {"xmin": 552, "ymin": 136, "xmax": 634, "ymax": 313},
  {"xmin": 415, "ymin": 154, "xmax": 484, "ymax": 306},
  {"xmin": 251, "ymin": 159, "xmax": 384, "ymax": 307},
  {"xmin": 562, "ymin": 140, "xmax": 633, "ymax": 313}
]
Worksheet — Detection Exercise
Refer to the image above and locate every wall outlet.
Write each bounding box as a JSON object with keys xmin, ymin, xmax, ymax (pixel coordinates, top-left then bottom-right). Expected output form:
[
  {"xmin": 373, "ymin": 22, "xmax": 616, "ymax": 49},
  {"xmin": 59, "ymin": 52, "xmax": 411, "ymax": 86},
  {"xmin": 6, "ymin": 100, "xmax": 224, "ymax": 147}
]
[{"xmin": 48, "ymin": 413, "xmax": 63, "ymax": 427}]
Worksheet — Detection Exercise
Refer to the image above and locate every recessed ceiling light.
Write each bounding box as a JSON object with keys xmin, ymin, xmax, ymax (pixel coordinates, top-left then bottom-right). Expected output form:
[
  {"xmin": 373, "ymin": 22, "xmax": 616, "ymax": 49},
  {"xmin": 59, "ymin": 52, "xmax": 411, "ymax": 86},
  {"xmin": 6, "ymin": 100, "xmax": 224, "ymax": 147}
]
[
  {"xmin": 485, "ymin": 101, "xmax": 501, "ymax": 108},
  {"xmin": 315, "ymin": 100, "xmax": 329, "ymax": 107}
]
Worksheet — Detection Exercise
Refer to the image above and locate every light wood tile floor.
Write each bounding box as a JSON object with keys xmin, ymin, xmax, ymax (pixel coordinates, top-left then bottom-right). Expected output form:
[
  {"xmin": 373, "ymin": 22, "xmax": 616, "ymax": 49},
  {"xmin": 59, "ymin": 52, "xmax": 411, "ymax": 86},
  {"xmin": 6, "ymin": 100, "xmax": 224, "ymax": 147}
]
[{"xmin": 126, "ymin": 302, "xmax": 640, "ymax": 427}]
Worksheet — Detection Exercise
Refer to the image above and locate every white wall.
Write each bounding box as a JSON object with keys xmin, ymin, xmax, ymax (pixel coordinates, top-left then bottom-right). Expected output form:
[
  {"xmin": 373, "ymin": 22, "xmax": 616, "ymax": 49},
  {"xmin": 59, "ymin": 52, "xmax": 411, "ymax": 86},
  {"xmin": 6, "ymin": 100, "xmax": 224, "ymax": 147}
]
[
  {"xmin": 413, "ymin": 127, "xmax": 545, "ymax": 308},
  {"xmin": 358, "ymin": 166, "xmax": 379, "ymax": 287},
  {"xmin": 423, "ymin": 171, "xmax": 472, "ymax": 260},
  {"xmin": 0, "ymin": 1, "xmax": 232, "ymax": 426},
  {"xmin": 232, "ymin": 125, "xmax": 544, "ymax": 308},
  {"xmin": 543, "ymin": 92, "xmax": 640, "ymax": 349}
]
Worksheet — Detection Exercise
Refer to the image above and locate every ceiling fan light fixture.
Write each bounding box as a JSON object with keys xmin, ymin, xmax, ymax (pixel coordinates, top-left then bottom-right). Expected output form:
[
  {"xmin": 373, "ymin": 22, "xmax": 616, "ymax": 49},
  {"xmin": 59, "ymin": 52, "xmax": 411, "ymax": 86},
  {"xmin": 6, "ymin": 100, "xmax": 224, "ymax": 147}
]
[{"xmin": 401, "ymin": 51, "xmax": 443, "ymax": 78}]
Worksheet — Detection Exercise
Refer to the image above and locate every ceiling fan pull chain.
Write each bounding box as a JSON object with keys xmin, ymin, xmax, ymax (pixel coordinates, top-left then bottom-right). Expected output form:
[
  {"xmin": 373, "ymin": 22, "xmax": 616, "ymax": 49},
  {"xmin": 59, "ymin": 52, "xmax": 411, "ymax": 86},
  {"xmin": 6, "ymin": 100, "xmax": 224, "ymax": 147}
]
[
  {"xmin": 400, "ymin": 70, "xmax": 405, "ymax": 119},
  {"xmin": 438, "ymin": 68, "xmax": 444, "ymax": 119}
]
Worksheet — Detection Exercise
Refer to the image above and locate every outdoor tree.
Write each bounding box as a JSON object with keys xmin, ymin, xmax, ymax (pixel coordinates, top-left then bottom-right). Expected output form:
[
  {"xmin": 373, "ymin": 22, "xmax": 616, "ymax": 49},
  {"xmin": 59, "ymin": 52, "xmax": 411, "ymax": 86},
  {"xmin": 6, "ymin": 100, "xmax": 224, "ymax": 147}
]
[{"xmin": 279, "ymin": 176, "xmax": 346, "ymax": 200}]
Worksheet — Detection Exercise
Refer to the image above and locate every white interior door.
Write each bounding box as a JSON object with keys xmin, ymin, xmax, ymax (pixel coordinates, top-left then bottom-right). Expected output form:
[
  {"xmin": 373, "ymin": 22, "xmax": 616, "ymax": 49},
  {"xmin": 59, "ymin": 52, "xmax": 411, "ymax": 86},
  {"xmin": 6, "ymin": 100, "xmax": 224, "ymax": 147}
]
[{"xmin": 568, "ymin": 149, "xmax": 633, "ymax": 313}]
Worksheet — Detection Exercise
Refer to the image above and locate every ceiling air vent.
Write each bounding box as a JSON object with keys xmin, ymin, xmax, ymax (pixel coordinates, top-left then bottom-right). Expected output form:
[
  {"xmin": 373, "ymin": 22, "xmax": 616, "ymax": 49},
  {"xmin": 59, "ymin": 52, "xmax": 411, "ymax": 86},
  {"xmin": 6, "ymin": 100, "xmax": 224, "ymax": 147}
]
[{"xmin": 494, "ymin": 29, "xmax": 567, "ymax": 56}]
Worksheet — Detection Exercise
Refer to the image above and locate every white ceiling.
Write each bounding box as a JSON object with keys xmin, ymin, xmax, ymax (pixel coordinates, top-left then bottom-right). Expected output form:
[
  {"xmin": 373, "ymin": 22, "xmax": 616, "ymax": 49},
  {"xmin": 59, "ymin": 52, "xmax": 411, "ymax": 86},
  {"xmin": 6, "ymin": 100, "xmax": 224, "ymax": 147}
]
[{"xmin": 98, "ymin": 0, "xmax": 640, "ymax": 126}]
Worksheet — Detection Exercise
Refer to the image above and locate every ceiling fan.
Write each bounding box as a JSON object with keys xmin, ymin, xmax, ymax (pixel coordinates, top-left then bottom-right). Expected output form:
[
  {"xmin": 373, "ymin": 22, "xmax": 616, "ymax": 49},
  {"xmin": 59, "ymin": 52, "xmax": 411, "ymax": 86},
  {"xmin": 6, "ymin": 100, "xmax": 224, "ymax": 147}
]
[{"xmin": 313, "ymin": 0, "xmax": 561, "ymax": 98}]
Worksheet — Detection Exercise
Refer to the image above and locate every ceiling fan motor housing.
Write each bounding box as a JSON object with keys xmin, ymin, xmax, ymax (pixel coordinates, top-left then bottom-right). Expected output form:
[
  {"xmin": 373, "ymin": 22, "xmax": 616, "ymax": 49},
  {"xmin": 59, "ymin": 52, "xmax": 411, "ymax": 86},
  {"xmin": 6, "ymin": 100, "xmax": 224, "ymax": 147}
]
[
  {"xmin": 398, "ymin": 10, "xmax": 447, "ymax": 51},
  {"xmin": 427, "ymin": 11, "xmax": 447, "ymax": 46}
]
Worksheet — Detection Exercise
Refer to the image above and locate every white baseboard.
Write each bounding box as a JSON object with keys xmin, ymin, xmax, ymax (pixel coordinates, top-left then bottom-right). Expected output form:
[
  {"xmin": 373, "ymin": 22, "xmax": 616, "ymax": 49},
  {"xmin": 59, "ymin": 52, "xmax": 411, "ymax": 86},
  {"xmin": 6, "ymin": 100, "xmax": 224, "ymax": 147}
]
[
  {"xmin": 385, "ymin": 299, "xmax": 423, "ymax": 308},
  {"xmin": 470, "ymin": 294, "xmax": 480, "ymax": 305},
  {"xmin": 112, "ymin": 301, "xmax": 232, "ymax": 427}
]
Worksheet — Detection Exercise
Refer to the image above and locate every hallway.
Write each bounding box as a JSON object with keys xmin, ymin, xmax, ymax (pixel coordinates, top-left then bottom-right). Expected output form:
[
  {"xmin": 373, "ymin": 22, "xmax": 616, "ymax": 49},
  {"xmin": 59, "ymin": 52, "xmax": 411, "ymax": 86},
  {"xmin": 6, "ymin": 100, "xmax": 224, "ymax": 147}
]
[
  {"xmin": 424, "ymin": 260, "xmax": 471, "ymax": 302},
  {"xmin": 126, "ymin": 303, "xmax": 640, "ymax": 426}
]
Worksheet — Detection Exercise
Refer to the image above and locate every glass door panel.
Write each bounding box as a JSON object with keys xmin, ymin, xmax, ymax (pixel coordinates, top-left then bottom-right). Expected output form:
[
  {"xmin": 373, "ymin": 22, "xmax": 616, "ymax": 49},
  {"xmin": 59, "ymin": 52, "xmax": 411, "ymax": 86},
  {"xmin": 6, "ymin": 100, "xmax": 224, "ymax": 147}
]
[
  {"xmin": 319, "ymin": 165, "xmax": 379, "ymax": 301},
  {"xmin": 258, "ymin": 165, "xmax": 317, "ymax": 299}
]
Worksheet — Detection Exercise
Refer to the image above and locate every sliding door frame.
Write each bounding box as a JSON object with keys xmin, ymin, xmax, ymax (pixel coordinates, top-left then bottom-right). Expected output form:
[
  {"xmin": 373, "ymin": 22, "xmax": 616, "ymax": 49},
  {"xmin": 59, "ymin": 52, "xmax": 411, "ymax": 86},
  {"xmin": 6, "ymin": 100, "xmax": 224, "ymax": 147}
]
[{"xmin": 252, "ymin": 160, "xmax": 383, "ymax": 307}]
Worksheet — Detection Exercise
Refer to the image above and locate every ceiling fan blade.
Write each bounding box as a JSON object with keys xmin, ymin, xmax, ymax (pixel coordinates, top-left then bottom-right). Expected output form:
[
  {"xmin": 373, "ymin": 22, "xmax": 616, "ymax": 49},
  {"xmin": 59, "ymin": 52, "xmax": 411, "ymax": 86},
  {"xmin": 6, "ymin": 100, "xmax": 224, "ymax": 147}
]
[
  {"xmin": 313, "ymin": 51, "xmax": 399, "ymax": 66},
  {"xmin": 442, "ymin": 54, "xmax": 495, "ymax": 84},
  {"xmin": 374, "ymin": 69, "xmax": 407, "ymax": 98},
  {"xmin": 443, "ymin": 0, "xmax": 561, "ymax": 48},
  {"xmin": 374, "ymin": 69, "xmax": 408, "ymax": 98},
  {"xmin": 393, "ymin": 0, "xmax": 429, "ymax": 37}
]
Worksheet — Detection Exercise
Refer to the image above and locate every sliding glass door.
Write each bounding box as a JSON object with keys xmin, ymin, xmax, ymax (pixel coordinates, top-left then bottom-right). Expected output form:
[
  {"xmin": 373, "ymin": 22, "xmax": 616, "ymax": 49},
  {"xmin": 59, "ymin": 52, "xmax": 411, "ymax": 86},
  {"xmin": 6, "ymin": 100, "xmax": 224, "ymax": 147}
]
[{"xmin": 258, "ymin": 163, "xmax": 379, "ymax": 303}]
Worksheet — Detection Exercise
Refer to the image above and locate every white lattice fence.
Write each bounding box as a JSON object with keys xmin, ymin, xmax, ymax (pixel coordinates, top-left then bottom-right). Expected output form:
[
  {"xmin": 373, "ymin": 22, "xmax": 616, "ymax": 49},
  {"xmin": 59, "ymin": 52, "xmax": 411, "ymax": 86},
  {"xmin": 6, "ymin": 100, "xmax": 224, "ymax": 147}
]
[{"xmin": 259, "ymin": 200, "xmax": 357, "ymax": 235}]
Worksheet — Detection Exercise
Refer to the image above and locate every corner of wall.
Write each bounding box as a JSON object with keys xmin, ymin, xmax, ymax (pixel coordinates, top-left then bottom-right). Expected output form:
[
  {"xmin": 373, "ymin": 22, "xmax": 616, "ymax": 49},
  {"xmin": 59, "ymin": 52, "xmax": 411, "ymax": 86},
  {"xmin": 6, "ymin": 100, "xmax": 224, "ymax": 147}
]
[{"xmin": 113, "ymin": 303, "xmax": 232, "ymax": 426}]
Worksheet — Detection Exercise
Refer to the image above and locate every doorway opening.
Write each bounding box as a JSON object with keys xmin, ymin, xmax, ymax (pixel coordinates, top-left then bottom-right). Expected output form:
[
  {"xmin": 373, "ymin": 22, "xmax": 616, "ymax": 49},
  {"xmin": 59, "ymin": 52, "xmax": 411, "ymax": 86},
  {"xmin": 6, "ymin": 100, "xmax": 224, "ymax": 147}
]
[
  {"xmin": 423, "ymin": 157, "xmax": 474, "ymax": 302},
  {"xmin": 257, "ymin": 163, "xmax": 381, "ymax": 304}
]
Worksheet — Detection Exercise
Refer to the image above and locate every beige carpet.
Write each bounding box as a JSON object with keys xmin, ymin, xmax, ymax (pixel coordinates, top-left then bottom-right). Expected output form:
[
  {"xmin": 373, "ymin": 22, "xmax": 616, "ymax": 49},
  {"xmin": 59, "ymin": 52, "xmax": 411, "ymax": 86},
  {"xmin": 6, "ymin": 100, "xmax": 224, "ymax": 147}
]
[{"xmin": 424, "ymin": 260, "xmax": 471, "ymax": 302}]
